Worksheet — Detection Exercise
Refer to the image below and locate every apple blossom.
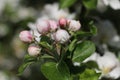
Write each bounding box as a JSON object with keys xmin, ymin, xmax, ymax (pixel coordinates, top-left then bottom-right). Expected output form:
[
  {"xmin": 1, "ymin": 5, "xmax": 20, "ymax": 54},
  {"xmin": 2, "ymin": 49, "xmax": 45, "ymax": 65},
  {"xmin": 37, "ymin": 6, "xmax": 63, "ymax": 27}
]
[
  {"xmin": 19, "ymin": 30, "xmax": 33, "ymax": 43},
  {"xmin": 41, "ymin": 3, "xmax": 75, "ymax": 20},
  {"xmin": 36, "ymin": 19, "xmax": 50, "ymax": 34},
  {"xmin": 68, "ymin": 20, "xmax": 81, "ymax": 31},
  {"xmin": 28, "ymin": 45, "xmax": 41, "ymax": 56},
  {"xmin": 49, "ymin": 20, "xmax": 58, "ymax": 31},
  {"xmin": 28, "ymin": 23, "xmax": 41, "ymax": 42},
  {"xmin": 84, "ymin": 50, "xmax": 120, "ymax": 79},
  {"xmin": 53, "ymin": 29, "xmax": 70, "ymax": 43}
]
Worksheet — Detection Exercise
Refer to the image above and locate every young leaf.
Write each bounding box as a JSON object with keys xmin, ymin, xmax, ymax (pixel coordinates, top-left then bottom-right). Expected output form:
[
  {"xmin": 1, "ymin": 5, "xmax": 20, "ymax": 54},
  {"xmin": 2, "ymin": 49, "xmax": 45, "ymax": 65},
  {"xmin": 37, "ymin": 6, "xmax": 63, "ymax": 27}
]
[
  {"xmin": 69, "ymin": 39, "xmax": 77, "ymax": 52},
  {"xmin": 85, "ymin": 61, "xmax": 98, "ymax": 69},
  {"xmin": 79, "ymin": 68, "xmax": 100, "ymax": 80},
  {"xmin": 89, "ymin": 21, "xmax": 97, "ymax": 35},
  {"xmin": 75, "ymin": 31, "xmax": 93, "ymax": 37},
  {"xmin": 72, "ymin": 41, "xmax": 95, "ymax": 62},
  {"xmin": 41, "ymin": 62, "xmax": 70, "ymax": 80},
  {"xmin": 18, "ymin": 62, "xmax": 33, "ymax": 75},
  {"xmin": 83, "ymin": 0, "xmax": 97, "ymax": 10},
  {"xmin": 60, "ymin": 0, "xmax": 77, "ymax": 9},
  {"xmin": 39, "ymin": 41, "xmax": 53, "ymax": 50},
  {"xmin": 18, "ymin": 54, "xmax": 37, "ymax": 75}
]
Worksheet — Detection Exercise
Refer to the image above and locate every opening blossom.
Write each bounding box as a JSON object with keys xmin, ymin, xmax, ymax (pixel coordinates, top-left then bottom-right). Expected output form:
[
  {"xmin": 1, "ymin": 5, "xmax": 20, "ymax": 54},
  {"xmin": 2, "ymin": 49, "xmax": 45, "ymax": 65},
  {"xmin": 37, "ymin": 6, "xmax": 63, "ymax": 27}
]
[
  {"xmin": 84, "ymin": 50, "xmax": 120, "ymax": 79},
  {"xmin": 28, "ymin": 23, "xmax": 41, "ymax": 42},
  {"xmin": 40, "ymin": 3, "xmax": 75, "ymax": 20},
  {"xmin": 48, "ymin": 20, "xmax": 58, "ymax": 31}
]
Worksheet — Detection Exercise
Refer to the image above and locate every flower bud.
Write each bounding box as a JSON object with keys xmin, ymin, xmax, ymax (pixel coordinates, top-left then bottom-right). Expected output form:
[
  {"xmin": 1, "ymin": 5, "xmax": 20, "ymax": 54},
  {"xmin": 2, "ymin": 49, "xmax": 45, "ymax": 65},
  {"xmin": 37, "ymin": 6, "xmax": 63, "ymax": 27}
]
[
  {"xmin": 49, "ymin": 20, "xmax": 58, "ymax": 31},
  {"xmin": 59, "ymin": 18, "xmax": 67, "ymax": 28},
  {"xmin": 54, "ymin": 29, "xmax": 70, "ymax": 43},
  {"xmin": 28, "ymin": 45, "xmax": 41, "ymax": 56},
  {"xmin": 36, "ymin": 20, "xmax": 50, "ymax": 34},
  {"xmin": 68, "ymin": 20, "xmax": 81, "ymax": 31},
  {"xmin": 19, "ymin": 30, "xmax": 33, "ymax": 43}
]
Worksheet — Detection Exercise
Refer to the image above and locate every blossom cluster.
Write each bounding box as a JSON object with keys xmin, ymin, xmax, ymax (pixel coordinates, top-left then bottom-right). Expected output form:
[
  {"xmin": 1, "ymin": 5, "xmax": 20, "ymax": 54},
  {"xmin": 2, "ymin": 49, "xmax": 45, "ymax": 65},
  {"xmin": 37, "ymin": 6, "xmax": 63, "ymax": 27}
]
[{"xmin": 19, "ymin": 18, "xmax": 81, "ymax": 56}]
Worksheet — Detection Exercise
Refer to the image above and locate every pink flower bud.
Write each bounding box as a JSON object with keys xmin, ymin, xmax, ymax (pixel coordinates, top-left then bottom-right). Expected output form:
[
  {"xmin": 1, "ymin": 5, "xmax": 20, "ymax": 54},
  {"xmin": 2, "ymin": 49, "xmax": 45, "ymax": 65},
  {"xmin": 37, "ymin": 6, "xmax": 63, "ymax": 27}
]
[
  {"xmin": 59, "ymin": 18, "xmax": 67, "ymax": 28},
  {"xmin": 49, "ymin": 20, "xmax": 58, "ymax": 31},
  {"xmin": 19, "ymin": 30, "xmax": 33, "ymax": 43},
  {"xmin": 28, "ymin": 45, "xmax": 41, "ymax": 56},
  {"xmin": 68, "ymin": 20, "xmax": 81, "ymax": 31},
  {"xmin": 36, "ymin": 20, "xmax": 50, "ymax": 34},
  {"xmin": 54, "ymin": 29, "xmax": 70, "ymax": 43}
]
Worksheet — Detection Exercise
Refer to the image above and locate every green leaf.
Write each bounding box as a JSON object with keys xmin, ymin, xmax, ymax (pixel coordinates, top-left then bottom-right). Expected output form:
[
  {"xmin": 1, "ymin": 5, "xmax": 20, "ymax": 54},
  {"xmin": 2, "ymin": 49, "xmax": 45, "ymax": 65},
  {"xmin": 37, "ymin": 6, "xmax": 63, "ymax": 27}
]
[
  {"xmin": 60, "ymin": 0, "xmax": 77, "ymax": 8},
  {"xmin": 39, "ymin": 41, "xmax": 53, "ymax": 50},
  {"xmin": 41, "ymin": 54, "xmax": 54, "ymax": 59},
  {"xmin": 41, "ymin": 62, "xmax": 70, "ymax": 80},
  {"xmin": 83, "ymin": 0, "xmax": 97, "ymax": 10},
  {"xmin": 40, "ymin": 35, "xmax": 50, "ymax": 42},
  {"xmin": 75, "ymin": 31, "xmax": 93, "ymax": 37},
  {"xmin": 24, "ymin": 54, "xmax": 37, "ymax": 63},
  {"xmin": 18, "ymin": 62, "xmax": 33, "ymax": 75},
  {"xmin": 69, "ymin": 39, "xmax": 77, "ymax": 52},
  {"xmin": 85, "ymin": 61, "xmax": 98, "ymax": 69},
  {"xmin": 79, "ymin": 68, "xmax": 100, "ymax": 80},
  {"xmin": 18, "ymin": 54, "xmax": 37, "ymax": 75},
  {"xmin": 72, "ymin": 41, "xmax": 95, "ymax": 62},
  {"xmin": 89, "ymin": 21, "xmax": 97, "ymax": 35}
]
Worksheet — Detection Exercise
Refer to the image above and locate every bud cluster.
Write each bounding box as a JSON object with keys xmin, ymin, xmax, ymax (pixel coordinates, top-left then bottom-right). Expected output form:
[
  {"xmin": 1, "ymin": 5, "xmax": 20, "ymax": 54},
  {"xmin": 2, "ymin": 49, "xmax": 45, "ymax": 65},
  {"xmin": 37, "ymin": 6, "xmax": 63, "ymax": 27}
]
[{"xmin": 19, "ymin": 18, "xmax": 81, "ymax": 56}]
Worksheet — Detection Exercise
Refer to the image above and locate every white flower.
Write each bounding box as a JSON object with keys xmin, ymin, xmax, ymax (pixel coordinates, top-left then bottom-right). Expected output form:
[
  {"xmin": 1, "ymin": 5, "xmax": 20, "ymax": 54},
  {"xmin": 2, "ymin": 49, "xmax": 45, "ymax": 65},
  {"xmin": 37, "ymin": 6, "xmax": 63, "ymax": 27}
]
[
  {"xmin": 108, "ymin": 64, "xmax": 120, "ymax": 79},
  {"xmin": 48, "ymin": 20, "xmax": 58, "ymax": 31},
  {"xmin": 103, "ymin": 0, "xmax": 120, "ymax": 10},
  {"xmin": 84, "ymin": 50, "xmax": 120, "ymax": 79},
  {"xmin": 28, "ymin": 23, "xmax": 41, "ymax": 42},
  {"xmin": 108, "ymin": 35, "xmax": 120, "ymax": 49},
  {"xmin": 98, "ymin": 51, "xmax": 120, "ymax": 79},
  {"xmin": 97, "ymin": 0, "xmax": 120, "ymax": 11},
  {"xmin": 28, "ymin": 45, "xmax": 41, "ymax": 56},
  {"xmin": 97, "ymin": 0, "xmax": 107, "ymax": 12},
  {"xmin": 36, "ymin": 19, "xmax": 50, "ymax": 34},
  {"xmin": 68, "ymin": 20, "xmax": 81, "ymax": 31},
  {"xmin": 53, "ymin": 29, "xmax": 70, "ymax": 43},
  {"xmin": 94, "ymin": 20, "xmax": 120, "ymax": 49},
  {"xmin": 96, "ymin": 51, "xmax": 119, "ymax": 74},
  {"xmin": 19, "ymin": 30, "xmax": 33, "ymax": 43},
  {"xmin": 40, "ymin": 3, "xmax": 75, "ymax": 20}
]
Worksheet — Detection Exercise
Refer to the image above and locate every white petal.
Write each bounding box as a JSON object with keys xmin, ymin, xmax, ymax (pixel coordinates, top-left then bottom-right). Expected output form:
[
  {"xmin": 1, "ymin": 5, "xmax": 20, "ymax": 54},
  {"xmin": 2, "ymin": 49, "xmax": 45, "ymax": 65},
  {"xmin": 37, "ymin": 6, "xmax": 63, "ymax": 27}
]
[
  {"xmin": 83, "ymin": 52, "xmax": 98, "ymax": 62},
  {"xmin": 103, "ymin": 0, "xmax": 110, "ymax": 5},
  {"xmin": 112, "ymin": 35, "xmax": 120, "ymax": 42},
  {"xmin": 109, "ymin": 0, "xmax": 120, "ymax": 10},
  {"xmin": 96, "ymin": 51, "xmax": 119, "ymax": 70},
  {"xmin": 28, "ymin": 23, "xmax": 37, "ymax": 31},
  {"xmin": 108, "ymin": 65, "xmax": 120, "ymax": 79}
]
